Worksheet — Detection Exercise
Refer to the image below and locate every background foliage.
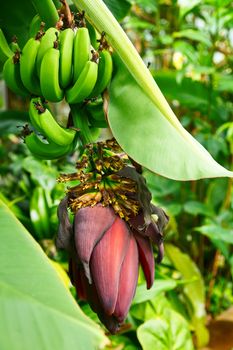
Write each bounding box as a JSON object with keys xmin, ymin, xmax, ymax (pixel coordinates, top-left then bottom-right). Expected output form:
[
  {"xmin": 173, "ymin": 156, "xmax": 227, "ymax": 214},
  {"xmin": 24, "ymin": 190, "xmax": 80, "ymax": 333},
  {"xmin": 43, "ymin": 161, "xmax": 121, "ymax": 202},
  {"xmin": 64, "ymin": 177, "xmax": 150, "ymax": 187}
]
[{"xmin": 0, "ymin": 0, "xmax": 232, "ymax": 349}]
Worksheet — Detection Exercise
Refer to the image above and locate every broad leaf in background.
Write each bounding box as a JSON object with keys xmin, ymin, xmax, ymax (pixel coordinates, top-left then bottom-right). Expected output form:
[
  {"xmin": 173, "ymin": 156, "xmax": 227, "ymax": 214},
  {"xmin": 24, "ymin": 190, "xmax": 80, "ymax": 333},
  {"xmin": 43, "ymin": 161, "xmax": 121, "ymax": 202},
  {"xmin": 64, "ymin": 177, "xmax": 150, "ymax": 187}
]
[
  {"xmin": 137, "ymin": 309, "xmax": 194, "ymax": 350},
  {"xmin": 196, "ymin": 224, "xmax": 233, "ymax": 245},
  {"xmin": 73, "ymin": 0, "xmax": 232, "ymax": 181},
  {"xmin": 132, "ymin": 280, "xmax": 177, "ymax": 305},
  {"xmin": 108, "ymin": 59, "xmax": 232, "ymax": 180},
  {"xmin": 103, "ymin": 0, "xmax": 131, "ymax": 21},
  {"xmin": 165, "ymin": 244, "xmax": 209, "ymax": 347},
  {"xmin": 0, "ymin": 199, "xmax": 108, "ymax": 350}
]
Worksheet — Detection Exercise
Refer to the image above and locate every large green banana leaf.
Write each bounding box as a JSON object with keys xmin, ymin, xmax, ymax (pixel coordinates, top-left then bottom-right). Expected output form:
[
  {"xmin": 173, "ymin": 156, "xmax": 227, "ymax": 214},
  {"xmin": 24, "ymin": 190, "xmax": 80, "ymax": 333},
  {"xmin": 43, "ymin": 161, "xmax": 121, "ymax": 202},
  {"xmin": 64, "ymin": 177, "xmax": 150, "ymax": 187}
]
[
  {"xmin": 72, "ymin": 0, "xmax": 233, "ymax": 181},
  {"xmin": 0, "ymin": 199, "xmax": 108, "ymax": 350}
]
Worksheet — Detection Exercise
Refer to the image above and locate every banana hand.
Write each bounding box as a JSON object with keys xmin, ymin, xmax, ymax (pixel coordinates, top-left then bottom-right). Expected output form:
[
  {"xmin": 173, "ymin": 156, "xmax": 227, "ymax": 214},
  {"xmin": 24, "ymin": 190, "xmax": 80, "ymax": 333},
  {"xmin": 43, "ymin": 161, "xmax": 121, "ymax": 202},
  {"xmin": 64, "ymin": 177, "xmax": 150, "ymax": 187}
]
[
  {"xmin": 25, "ymin": 132, "xmax": 72, "ymax": 159},
  {"xmin": 35, "ymin": 103, "xmax": 76, "ymax": 146}
]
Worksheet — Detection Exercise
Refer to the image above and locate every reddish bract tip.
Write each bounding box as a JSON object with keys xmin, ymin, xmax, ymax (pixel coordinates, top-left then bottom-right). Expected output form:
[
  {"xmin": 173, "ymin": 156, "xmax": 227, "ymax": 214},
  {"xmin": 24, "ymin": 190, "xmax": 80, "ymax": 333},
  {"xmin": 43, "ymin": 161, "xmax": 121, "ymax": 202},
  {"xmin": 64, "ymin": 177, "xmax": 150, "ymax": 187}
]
[{"xmin": 90, "ymin": 216, "xmax": 130, "ymax": 315}]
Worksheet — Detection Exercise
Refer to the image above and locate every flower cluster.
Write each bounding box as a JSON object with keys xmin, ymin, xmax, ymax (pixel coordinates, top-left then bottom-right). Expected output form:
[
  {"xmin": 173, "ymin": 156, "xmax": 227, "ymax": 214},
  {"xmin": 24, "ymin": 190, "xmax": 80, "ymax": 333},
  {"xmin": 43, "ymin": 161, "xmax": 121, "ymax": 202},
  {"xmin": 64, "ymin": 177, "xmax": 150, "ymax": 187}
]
[{"xmin": 57, "ymin": 140, "xmax": 168, "ymax": 333}]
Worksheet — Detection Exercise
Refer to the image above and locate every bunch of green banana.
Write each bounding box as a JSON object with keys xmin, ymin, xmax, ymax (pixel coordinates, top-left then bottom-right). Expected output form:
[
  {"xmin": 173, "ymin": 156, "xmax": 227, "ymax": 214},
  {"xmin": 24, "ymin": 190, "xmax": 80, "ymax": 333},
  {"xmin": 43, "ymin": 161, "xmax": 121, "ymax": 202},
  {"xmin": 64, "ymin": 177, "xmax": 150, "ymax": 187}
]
[
  {"xmin": 3, "ymin": 20, "xmax": 113, "ymax": 103},
  {"xmin": 2, "ymin": 7, "xmax": 114, "ymax": 160}
]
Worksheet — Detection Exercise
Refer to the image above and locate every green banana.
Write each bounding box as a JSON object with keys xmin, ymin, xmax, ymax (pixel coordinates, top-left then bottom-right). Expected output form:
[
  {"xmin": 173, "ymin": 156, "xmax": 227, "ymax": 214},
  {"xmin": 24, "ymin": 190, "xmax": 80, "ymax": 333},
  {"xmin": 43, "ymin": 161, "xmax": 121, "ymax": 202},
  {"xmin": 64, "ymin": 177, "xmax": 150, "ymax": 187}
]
[
  {"xmin": 70, "ymin": 104, "xmax": 98, "ymax": 145},
  {"xmin": 86, "ymin": 102, "xmax": 108, "ymax": 128},
  {"xmin": 30, "ymin": 186, "xmax": 50, "ymax": 239},
  {"xmin": 29, "ymin": 97, "xmax": 45, "ymax": 133},
  {"xmin": 36, "ymin": 104, "xmax": 76, "ymax": 146},
  {"xmin": 31, "ymin": 0, "xmax": 59, "ymax": 28},
  {"xmin": 20, "ymin": 37, "xmax": 41, "ymax": 96},
  {"xmin": 36, "ymin": 27, "xmax": 59, "ymax": 76},
  {"xmin": 59, "ymin": 28, "xmax": 74, "ymax": 88},
  {"xmin": 73, "ymin": 27, "xmax": 91, "ymax": 83},
  {"xmin": 66, "ymin": 60, "xmax": 98, "ymax": 104},
  {"xmin": 3, "ymin": 54, "xmax": 28, "ymax": 97},
  {"xmin": 89, "ymin": 49, "xmax": 113, "ymax": 98},
  {"xmin": 86, "ymin": 21, "xmax": 98, "ymax": 49},
  {"xmin": 0, "ymin": 28, "xmax": 13, "ymax": 63},
  {"xmin": 25, "ymin": 132, "xmax": 72, "ymax": 159},
  {"xmin": 29, "ymin": 14, "xmax": 42, "ymax": 38},
  {"xmin": 40, "ymin": 46, "xmax": 64, "ymax": 102}
]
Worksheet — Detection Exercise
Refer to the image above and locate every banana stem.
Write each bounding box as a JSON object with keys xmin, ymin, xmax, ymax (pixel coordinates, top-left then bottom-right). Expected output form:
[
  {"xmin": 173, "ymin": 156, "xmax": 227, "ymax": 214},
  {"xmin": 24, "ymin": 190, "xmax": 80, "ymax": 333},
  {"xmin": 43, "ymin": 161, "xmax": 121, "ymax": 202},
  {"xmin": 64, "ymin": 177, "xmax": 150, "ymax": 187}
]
[{"xmin": 31, "ymin": 0, "xmax": 59, "ymax": 28}]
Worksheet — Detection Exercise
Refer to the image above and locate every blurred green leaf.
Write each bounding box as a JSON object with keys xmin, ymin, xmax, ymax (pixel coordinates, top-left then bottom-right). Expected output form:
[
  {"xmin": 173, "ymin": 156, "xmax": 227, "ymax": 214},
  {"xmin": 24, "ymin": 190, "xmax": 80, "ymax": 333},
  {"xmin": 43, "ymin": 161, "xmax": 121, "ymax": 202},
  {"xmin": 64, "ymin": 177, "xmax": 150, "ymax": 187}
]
[
  {"xmin": 0, "ymin": 199, "xmax": 108, "ymax": 350},
  {"xmin": 132, "ymin": 280, "xmax": 177, "ymax": 305},
  {"xmin": 137, "ymin": 309, "xmax": 194, "ymax": 350},
  {"xmin": 196, "ymin": 224, "xmax": 233, "ymax": 244},
  {"xmin": 165, "ymin": 244, "xmax": 209, "ymax": 347},
  {"xmin": 173, "ymin": 29, "xmax": 212, "ymax": 47},
  {"xmin": 0, "ymin": 110, "xmax": 28, "ymax": 135},
  {"xmin": 184, "ymin": 201, "xmax": 214, "ymax": 216},
  {"xmin": 103, "ymin": 0, "xmax": 131, "ymax": 21},
  {"xmin": 22, "ymin": 156, "xmax": 58, "ymax": 191}
]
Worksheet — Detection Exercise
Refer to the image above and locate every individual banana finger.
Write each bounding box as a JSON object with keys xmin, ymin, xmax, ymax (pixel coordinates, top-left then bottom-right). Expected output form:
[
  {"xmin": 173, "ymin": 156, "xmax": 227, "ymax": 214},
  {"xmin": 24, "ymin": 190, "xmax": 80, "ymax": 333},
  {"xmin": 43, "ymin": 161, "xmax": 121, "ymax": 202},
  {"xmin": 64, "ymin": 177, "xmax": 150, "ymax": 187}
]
[
  {"xmin": 29, "ymin": 14, "xmax": 42, "ymax": 38},
  {"xmin": 25, "ymin": 132, "xmax": 72, "ymax": 159},
  {"xmin": 10, "ymin": 36, "xmax": 20, "ymax": 53},
  {"xmin": 20, "ymin": 36, "xmax": 42, "ymax": 96},
  {"xmin": 66, "ymin": 60, "xmax": 98, "ymax": 104},
  {"xmin": 73, "ymin": 27, "xmax": 91, "ymax": 83},
  {"xmin": 89, "ymin": 49, "xmax": 113, "ymax": 98},
  {"xmin": 59, "ymin": 28, "xmax": 74, "ymax": 88},
  {"xmin": 29, "ymin": 97, "xmax": 46, "ymax": 133},
  {"xmin": 35, "ymin": 103, "xmax": 76, "ymax": 146},
  {"xmin": 40, "ymin": 46, "xmax": 64, "ymax": 102},
  {"xmin": 0, "ymin": 28, "xmax": 14, "ymax": 63},
  {"xmin": 3, "ymin": 53, "xmax": 28, "ymax": 97},
  {"xmin": 36, "ymin": 27, "xmax": 59, "ymax": 76}
]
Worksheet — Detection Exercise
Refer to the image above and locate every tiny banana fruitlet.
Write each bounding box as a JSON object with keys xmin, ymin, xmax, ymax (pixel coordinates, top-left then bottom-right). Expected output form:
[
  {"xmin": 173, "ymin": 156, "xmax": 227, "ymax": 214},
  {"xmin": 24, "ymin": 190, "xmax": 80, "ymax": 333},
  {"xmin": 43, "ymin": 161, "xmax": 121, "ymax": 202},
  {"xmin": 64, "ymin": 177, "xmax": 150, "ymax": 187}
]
[
  {"xmin": 89, "ymin": 49, "xmax": 113, "ymax": 98},
  {"xmin": 25, "ymin": 132, "xmax": 72, "ymax": 160},
  {"xmin": 0, "ymin": 28, "xmax": 13, "ymax": 63},
  {"xmin": 40, "ymin": 45, "xmax": 64, "ymax": 102},
  {"xmin": 33, "ymin": 100, "xmax": 76, "ymax": 146},
  {"xmin": 73, "ymin": 27, "xmax": 91, "ymax": 83},
  {"xmin": 3, "ymin": 53, "xmax": 28, "ymax": 97},
  {"xmin": 20, "ymin": 36, "xmax": 42, "ymax": 96},
  {"xmin": 59, "ymin": 28, "xmax": 74, "ymax": 88},
  {"xmin": 36, "ymin": 27, "xmax": 59, "ymax": 76},
  {"xmin": 66, "ymin": 59, "xmax": 98, "ymax": 104}
]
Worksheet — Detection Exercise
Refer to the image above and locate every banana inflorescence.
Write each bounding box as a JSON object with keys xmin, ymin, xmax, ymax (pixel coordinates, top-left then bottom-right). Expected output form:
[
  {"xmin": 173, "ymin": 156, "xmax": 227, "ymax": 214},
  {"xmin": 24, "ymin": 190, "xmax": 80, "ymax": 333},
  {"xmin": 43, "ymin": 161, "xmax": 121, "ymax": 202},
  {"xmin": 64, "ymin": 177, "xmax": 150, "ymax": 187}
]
[{"xmin": 1, "ymin": 6, "xmax": 113, "ymax": 160}]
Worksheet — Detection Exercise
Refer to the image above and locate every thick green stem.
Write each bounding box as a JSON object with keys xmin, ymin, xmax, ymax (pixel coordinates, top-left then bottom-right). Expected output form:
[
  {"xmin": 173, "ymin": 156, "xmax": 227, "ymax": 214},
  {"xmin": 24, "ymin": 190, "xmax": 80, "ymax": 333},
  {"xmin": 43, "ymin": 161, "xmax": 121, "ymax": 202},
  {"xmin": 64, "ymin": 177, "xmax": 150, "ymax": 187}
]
[{"xmin": 31, "ymin": 0, "xmax": 59, "ymax": 28}]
